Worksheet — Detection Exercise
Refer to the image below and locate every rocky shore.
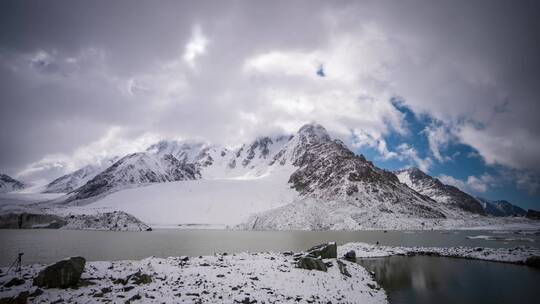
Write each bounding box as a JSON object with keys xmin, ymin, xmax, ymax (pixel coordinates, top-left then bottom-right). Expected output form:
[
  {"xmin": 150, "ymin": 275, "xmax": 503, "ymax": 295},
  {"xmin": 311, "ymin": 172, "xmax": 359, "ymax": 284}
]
[
  {"xmin": 338, "ymin": 242, "xmax": 540, "ymax": 266},
  {"xmin": 0, "ymin": 243, "xmax": 387, "ymax": 304}
]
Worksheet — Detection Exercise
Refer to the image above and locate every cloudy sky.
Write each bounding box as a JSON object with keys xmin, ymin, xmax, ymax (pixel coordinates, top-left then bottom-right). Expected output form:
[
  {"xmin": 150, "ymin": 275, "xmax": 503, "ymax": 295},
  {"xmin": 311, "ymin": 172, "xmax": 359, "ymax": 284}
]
[{"xmin": 1, "ymin": 0, "xmax": 539, "ymax": 208}]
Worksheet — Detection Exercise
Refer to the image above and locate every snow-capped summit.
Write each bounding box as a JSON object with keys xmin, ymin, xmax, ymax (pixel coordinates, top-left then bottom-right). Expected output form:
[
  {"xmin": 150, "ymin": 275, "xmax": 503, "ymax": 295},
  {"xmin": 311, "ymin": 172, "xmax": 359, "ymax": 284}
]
[
  {"xmin": 476, "ymin": 197, "xmax": 526, "ymax": 217},
  {"xmin": 394, "ymin": 167, "xmax": 485, "ymax": 214},
  {"xmin": 66, "ymin": 152, "xmax": 199, "ymax": 202},
  {"xmin": 0, "ymin": 173, "xmax": 26, "ymax": 193}
]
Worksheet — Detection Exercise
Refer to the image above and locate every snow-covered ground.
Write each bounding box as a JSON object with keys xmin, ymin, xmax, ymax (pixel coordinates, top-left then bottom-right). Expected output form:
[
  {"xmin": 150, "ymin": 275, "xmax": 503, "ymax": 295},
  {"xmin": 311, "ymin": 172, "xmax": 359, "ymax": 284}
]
[
  {"xmin": 239, "ymin": 199, "xmax": 540, "ymax": 231},
  {"xmin": 0, "ymin": 192, "xmax": 64, "ymax": 213},
  {"xmin": 89, "ymin": 168, "xmax": 298, "ymax": 228},
  {"xmin": 338, "ymin": 242, "xmax": 540, "ymax": 264},
  {"xmin": 0, "ymin": 251, "xmax": 387, "ymax": 304}
]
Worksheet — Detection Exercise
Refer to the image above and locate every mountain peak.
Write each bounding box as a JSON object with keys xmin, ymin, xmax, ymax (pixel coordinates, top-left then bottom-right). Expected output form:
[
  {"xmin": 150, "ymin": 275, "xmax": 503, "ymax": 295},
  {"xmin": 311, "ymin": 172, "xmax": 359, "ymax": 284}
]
[{"xmin": 297, "ymin": 123, "xmax": 331, "ymax": 143}]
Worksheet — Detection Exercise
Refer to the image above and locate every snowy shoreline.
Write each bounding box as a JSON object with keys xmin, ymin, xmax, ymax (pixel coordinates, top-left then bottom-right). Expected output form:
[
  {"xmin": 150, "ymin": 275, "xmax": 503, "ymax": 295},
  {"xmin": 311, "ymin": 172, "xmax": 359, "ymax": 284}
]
[
  {"xmin": 338, "ymin": 242, "xmax": 540, "ymax": 265},
  {"xmin": 1, "ymin": 242, "xmax": 539, "ymax": 303},
  {"xmin": 0, "ymin": 250, "xmax": 387, "ymax": 304}
]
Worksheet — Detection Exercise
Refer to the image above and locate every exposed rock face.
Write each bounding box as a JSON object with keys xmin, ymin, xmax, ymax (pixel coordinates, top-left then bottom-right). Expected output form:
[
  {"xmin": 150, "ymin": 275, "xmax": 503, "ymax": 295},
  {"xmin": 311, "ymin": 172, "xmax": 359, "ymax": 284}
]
[
  {"xmin": 0, "ymin": 211, "xmax": 150, "ymax": 231},
  {"xmin": 0, "ymin": 213, "xmax": 66, "ymax": 229},
  {"xmin": 282, "ymin": 124, "xmax": 445, "ymax": 219},
  {"xmin": 395, "ymin": 167, "xmax": 485, "ymax": 214},
  {"xmin": 33, "ymin": 257, "xmax": 86, "ymax": 289},
  {"xmin": 0, "ymin": 174, "xmax": 25, "ymax": 193},
  {"xmin": 297, "ymin": 257, "xmax": 327, "ymax": 272},
  {"xmin": 307, "ymin": 242, "xmax": 337, "ymax": 259},
  {"xmin": 476, "ymin": 197, "xmax": 526, "ymax": 217},
  {"xmin": 68, "ymin": 152, "xmax": 200, "ymax": 201}
]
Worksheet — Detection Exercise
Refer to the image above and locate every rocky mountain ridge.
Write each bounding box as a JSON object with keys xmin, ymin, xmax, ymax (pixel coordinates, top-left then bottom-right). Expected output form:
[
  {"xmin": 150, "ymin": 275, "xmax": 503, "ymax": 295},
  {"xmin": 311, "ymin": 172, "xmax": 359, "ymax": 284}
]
[
  {"xmin": 394, "ymin": 167, "xmax": 485, "ymax": 215},
  {"xmin": 0, "ymin": 173, "xmax": 26, "ymax": 193}
]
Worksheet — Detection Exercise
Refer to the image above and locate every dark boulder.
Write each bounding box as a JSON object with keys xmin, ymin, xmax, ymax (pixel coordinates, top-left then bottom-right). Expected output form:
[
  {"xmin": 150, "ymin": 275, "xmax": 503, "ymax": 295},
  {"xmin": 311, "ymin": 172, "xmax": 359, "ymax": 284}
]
[
  {"xmin": 130, "ymin": 271, "xmax": 152, "ymax": 285},
  {"xmin": 526, "ymin": 209, "xmax": 540, "ymax": 220},
  {"xmin": 525, "ymin": 256, "xmax": 540, "ymax": 268},
  {"xmin": 297, "ymin": 257, "xmax": 327, "ymax": 272},
  {"xmin": 344, "ymin": 250, "xmax": 356, "ymax": 262},
  {"xmin": 33, "ymin": 256, "xmax": 86, "ymax": 288},
  {"xmin": 306, "ymin": 242, "xmax": 337, "ymax": 259}
]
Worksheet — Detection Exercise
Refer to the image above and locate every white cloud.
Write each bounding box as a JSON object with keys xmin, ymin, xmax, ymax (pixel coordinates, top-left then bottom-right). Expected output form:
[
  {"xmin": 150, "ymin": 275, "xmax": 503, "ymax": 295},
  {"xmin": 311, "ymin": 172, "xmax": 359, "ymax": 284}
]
[
  {"xmin": 438, "ymin": 173, "xmax": 495, "ymax": 193},
  {"xmin": 423, "ymin": 122, "xmax": 454, "ymax": 162},
  {"xmin": 183, "ymin": 25, "xmax": 208, "ymax": 68},
  {"xmin": 397, "ymin": 143, "xmax": 433, "ymax": 172}
]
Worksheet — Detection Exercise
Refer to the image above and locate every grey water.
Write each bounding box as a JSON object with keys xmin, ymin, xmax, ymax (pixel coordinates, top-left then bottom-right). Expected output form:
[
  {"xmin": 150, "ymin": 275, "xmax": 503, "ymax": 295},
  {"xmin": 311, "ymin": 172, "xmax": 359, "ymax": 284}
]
[
  {"xmin": 357, "ymin": 255, "xmax": 540, "ymax": 304},
  {"xmin": 0, "ymin": 229, "xmax": 538, "ymax": 266}
]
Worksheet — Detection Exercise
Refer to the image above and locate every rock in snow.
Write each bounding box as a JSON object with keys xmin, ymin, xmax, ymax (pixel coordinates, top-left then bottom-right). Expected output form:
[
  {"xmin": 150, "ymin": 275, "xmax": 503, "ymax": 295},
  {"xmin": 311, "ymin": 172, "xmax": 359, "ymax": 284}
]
[{"xmin": 33, "ymin": 257, "xmax": 86, "ymax": 289}]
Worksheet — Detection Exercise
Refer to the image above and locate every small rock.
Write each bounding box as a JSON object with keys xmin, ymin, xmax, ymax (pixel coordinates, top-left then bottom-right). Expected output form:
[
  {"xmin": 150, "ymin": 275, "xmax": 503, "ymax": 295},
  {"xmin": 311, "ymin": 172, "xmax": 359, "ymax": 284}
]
[
  {"xmin": 344, "ymin": 250, "xmax": 356, "ymax": 262},
  {"xmin": 125, "ymin": 293, "xmax": 141, "ymax": 303},
  {"xmin": 29, "ymin": 288, "xmax": 43, "ymax": 298},
  {"xmin": 3, "ymin": 277, "xmax": 25, "ymax": 288},
  {"xmin": 337, "ymin": 260, "xmax": 351, "ymax": 277}
]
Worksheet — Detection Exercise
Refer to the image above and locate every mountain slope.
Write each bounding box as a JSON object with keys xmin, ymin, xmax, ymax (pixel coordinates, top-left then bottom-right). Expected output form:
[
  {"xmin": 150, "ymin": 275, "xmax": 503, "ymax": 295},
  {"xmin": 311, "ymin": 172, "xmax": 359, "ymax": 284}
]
[
  {"xmin": 44, "ymin": 158, "xmax": 116, "ymax": 193},
  {"xmin": 476, "ymin": 197, "xmax": 526, "ymax": 217},
  {"xmin": 66, "ymin": 153, "xmax": 199, "ymax": 202},
  {"xmin": 395, "ymin": 167, "xmax": 485, "ymax": 214},
  {"xmin": 278, "ymin": 125, "xmax": 445, "ymax": 219},
  {"xmin": 0, "ymin": 174, "xmax": 25, "ymax": 193}
]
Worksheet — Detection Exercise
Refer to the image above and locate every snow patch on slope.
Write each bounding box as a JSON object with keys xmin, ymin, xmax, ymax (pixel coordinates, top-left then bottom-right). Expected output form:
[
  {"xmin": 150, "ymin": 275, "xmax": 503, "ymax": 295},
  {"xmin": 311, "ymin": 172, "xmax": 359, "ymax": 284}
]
[{"xmin": 90, "ymin": 166, "xmax": 298, "ymax": 227}]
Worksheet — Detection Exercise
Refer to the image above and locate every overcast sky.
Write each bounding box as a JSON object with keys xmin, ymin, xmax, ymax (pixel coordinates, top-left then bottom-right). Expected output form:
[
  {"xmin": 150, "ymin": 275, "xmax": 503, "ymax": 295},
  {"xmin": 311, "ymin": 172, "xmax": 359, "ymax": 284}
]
[{"xmin": 1, "ymin": 0, "xmax": 539, "ymax": 207}]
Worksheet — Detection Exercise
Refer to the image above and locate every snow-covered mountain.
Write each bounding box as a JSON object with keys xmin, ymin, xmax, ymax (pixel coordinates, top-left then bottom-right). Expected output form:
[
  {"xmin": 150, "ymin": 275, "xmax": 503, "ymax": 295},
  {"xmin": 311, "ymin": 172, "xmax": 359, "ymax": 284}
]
[
  {"xmin": 476, "ymin": 197, "xmax": 526, "ymax": 217},
  {"xmin": 394, "ymin": 167, "xmax": 485, "ymax": 214},
  {"xmin": 0, "ymin": 173, "xmax": 26, "ymax": 193},
  {"xmin": 147, "ymin": 135, "xmax": 292, "ymax": 179},
  {"xmin": 279, "ymin": 124, "xmax": 444, "ymax": 218},
  {"xmin": 44, "ymin": 158, "xmax": 117, "ymax": 193},
  {"xmin": 65, "ymin": 152, "xmax": 199, "ymax": 202},
  {"xmin": 30, "ymin": 122, "xmax": 538, "ymax": 230}
]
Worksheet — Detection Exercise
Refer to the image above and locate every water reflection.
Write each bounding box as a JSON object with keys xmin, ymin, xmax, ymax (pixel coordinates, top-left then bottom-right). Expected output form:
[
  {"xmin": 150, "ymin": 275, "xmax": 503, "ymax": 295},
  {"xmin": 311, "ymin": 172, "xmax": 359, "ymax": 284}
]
[{"xmin": 357, "ymin": 256, "xmax": 540, "ymax": 304}]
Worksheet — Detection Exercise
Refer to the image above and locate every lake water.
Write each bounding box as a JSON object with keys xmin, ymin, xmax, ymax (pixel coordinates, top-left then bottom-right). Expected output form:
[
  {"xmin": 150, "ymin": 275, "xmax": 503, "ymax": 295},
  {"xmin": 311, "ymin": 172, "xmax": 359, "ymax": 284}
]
[
  {"xmin": 357, "ymin": 256, "xmax": 540, "ymax": 304},
  {"xmin": 0, "ymin": 229, "xmax": 538, "ymax": 266}
]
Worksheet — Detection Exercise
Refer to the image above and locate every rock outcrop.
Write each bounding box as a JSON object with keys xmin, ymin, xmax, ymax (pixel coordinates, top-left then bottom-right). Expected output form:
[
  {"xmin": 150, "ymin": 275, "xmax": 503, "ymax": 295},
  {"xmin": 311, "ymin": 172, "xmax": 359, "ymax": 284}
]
[{"xmin": 33, "ymin": 257, "xmax": 86, "ymax": 289}]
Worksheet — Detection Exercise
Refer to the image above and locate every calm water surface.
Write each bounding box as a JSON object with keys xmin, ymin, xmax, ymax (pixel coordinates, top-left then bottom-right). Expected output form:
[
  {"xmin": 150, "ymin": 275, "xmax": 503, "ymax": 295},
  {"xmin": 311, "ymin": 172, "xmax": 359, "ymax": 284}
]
[
  {"xmin": 0, "ymin": 229, "xmax": 538, "ymax": 266},
  {"xmin": 358, "ymin": 256, "xmax": 540, "ymax": 304}
]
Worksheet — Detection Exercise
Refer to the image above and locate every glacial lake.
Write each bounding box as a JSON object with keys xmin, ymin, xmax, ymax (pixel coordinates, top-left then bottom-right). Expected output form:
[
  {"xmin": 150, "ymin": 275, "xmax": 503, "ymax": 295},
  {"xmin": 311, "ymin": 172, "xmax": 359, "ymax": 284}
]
[
  {"xmin": 0, "ymin": 229, "xmax": 538, "ymax": 266},
  {"xmin": 357, "ymin": 255, "xmax": 540, "ymax": 304}
]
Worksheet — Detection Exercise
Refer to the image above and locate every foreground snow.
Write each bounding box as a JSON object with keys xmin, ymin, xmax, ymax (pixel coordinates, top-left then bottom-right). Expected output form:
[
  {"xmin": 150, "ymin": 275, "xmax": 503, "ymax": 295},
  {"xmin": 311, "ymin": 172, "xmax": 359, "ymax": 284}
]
[
  {"xmin": 338, "ymin": 242, "xmax": 540, "ymax": 264},
  {"xmin": 0, "ymin": 252, "xmax": 387, "ymax": 304}
]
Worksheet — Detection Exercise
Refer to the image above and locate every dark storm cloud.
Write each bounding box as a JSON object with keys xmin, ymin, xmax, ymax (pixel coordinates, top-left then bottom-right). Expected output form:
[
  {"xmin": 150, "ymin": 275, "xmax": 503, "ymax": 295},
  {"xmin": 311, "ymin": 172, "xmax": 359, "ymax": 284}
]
[{"xmin": 1, "ymin": 0, "xmax": 539, "ymax": 183}]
